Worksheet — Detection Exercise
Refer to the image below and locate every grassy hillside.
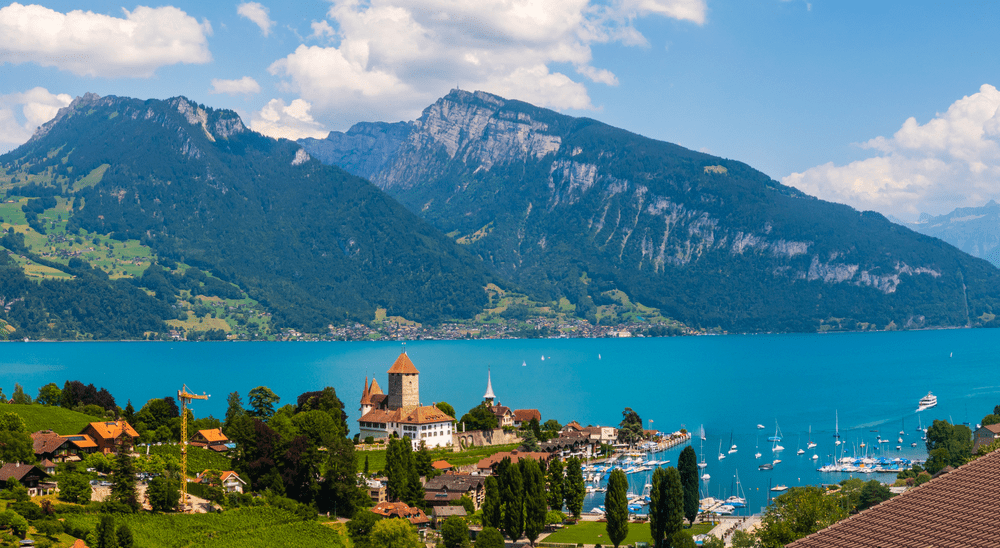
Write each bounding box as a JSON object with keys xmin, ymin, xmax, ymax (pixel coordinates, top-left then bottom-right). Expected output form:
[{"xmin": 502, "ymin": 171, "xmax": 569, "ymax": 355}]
[
  {"xmin": 148, "ymin": 444, "xmax": 232, "ymax": 474},
  {"xmin": 62, "ymin": 507, "xmax": 345, "ymax": 548},
  {"xmin": 3, "ymin": 403, "xmax": 97, "ymax": 434}
]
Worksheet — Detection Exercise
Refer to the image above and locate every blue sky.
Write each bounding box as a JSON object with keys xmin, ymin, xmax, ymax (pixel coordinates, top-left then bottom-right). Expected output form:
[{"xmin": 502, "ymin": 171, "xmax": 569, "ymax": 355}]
[{"xmin": 1, "ymin": 0, "xmax": 999, "ymax": 221}]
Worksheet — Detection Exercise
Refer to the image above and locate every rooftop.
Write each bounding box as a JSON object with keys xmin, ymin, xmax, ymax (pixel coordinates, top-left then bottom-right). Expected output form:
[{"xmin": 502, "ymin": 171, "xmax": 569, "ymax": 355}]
[{"xmin": 387, "ymin": 351, "xmax": 419, "ymax": 374}]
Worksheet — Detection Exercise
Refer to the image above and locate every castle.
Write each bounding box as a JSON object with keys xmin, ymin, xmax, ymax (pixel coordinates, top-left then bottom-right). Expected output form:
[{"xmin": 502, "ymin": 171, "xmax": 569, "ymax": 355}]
[{"xmin": 358, "ymin": 350, "xmax": 455, "ymax": 449}]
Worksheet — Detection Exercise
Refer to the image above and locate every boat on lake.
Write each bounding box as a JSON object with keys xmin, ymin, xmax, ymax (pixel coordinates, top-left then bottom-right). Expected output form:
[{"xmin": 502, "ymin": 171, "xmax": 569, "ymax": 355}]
[
  {"xmin": 768, "ymin": 421, "xmax": 783, "ymax": 442},
  {"xmin": 758, "ymin": 462, "xmax": 773, "ymax": 470},
  {"xmin": 770, "ymin": 484, "xmax": 788, "ymax": 492},
  {"xmin": 728, "ymin": 431, "xmax": 738, "ymax": 454},
  {"xmin": 917, "ymin": 392, "xmax": 938, "ymax": 412}
]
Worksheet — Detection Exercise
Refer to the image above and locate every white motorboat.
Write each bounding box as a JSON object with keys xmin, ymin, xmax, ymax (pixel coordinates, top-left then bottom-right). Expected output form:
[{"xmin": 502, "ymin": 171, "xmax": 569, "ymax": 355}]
[
  {"xmin": 770, "ymin": 484, "xmax": 788, "ymax": 492},
  {"xmin": 917, "ymin": 392, "xmax": 938, "ymax": 412}
]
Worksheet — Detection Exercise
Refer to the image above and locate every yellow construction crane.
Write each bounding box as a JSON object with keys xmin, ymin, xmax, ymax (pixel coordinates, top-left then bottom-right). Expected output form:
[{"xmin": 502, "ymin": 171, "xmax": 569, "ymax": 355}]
[{"xmin": 178, "ymin": 384, "xmax": 209, "ymax": 511}]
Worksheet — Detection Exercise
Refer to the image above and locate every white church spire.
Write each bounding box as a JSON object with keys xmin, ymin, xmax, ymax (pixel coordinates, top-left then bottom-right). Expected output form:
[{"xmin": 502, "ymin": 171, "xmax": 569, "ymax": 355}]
[{"xmin": 484, "ymin": 367, "xmax": 496, "ymax": 404}]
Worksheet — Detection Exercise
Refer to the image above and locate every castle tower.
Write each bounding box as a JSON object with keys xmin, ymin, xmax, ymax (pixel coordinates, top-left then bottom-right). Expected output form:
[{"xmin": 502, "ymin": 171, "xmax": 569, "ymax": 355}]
[
  {"xmin": 484, "ymin": 368, "xmax": 496, "ymax": 405},
  {"xmin": 359, "ymin": 376, "xmax": 370, "ymax": 414},
  {"xmin": 387, "ymin": 350, "xmax": 420, "ymax": 410}
]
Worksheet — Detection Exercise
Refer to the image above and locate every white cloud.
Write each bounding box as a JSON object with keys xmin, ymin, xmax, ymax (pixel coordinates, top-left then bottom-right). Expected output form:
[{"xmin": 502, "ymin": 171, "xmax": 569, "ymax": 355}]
[
  {"xmin": 0, "ymin": 3, "xmax": 211, "ymax": 78},
  {"xmin": 0, "ymin": 87, "xmax": 72, "ymax": 153},
  {"xmin": 237, "ymin": 2, "xmax": 275, "ymax": 37},
  {"xmin": 251, "ymin": 98, "xmax": 329, "ymax": 140},
  {"xmin": 209, "ymin": 76, "xmax": 262, "ymax": 96},
  {"xmin": 266, "ymin": 0, "xmax": 705, "ymax": 129},
  {"xmin": 784, "ymin": 84, "xmax": 1000, "ymax": 220}
]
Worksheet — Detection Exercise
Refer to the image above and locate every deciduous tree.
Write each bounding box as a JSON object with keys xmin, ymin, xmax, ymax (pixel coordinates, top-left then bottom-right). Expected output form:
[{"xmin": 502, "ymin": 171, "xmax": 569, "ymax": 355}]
[
  {"xmin": 0, "ymin": 413, "xmax": 34, "ymax": 464},
  {"xmin": 248, "ymin": 386, "xmax": 280, "ymax": 420},
  {"xmin": 441, "ymin": 516, "xmax": 470, "ymax": 548},
  {"xmin": 756, "ymin": 486, "xmax": 848, "ymax": 548},
  {"xmin": 368, "ymin": 517, "xmax": 423, "ymax": 548},
  {"xmin": 476, "ymin": 527, "xmax": 505, "ymax": 548}
]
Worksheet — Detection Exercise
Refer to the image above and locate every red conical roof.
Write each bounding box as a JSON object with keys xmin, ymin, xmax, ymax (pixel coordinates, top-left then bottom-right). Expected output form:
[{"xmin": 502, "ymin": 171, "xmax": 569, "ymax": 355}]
[{"xmin": 387, "ymin": 351, "xmax": 420, "ymax": 374}]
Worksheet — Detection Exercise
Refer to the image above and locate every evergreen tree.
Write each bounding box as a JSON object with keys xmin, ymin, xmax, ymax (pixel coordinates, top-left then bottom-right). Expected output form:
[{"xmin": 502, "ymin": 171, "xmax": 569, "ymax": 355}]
[
  {"xmin": 116, "ymin": 523, "xmax": 134, "ymax": 548},
  {"xmin": 522, "ymin": 458, "xmax": 546, "ymax": 545},
  {"xmin": 500, "ymin": 458, "xmax": 524, "ymax": 541},
  {"xmin": 663, "ymin": 467, "xmax": 685, "ymax": 542},
  {"xmin": 93, "ymin": 514, "xmax": 117, "ymax": 548},
  {"xmin": 483, "ymin": 476, "xmax": 502, "ymax": 529},
  {"xmin": 546, "ymin": 458, "xmax": 564, "ymax": 510},
  {"xmin": 111, "ymin": 430, "xmax": 139, "ymax": 512},
  {"xmin": 520, "ymin": 429, "xmax": 539, "ymax": 451},
  {"xmin": 677, "ymin": 445, "xmax": 699, "ymax": 525},
  {"xmin": 11, "ymin": 383, "xmax": 31, "ymax": 404},
  {"xmin": 223, "ymin": 391, "xmax": 245, "ymax": 434},
  {"xmin": 364, "ymin": 454, "xmax": 370, "ymax": 475},
  {"xmin": 385, "ymin": 438, "xmax": 422, "ymax": 506},
  {"xmin": 649, "ymin": 467, "xmax": 667, "ymax": 548},
  {"xmin": 604, "ymin": 468, "xmax": 629, "ymax": 548},
  {"xmin": 563, "ymin": 457, "xmax": 585, "ymax": 517},
  {"xmin": 122, "ymin": 400, "xmax": 135, "ymax": 424}
]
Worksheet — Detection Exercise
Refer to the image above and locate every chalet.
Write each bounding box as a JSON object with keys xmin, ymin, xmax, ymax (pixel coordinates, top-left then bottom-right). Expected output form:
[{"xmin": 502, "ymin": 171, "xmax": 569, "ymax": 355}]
[
  {"xmin": 431, "ymin": 460, "xmax": 454, "ymax": 473},
  {"xmin": 190, "ymin": 429, "xmax": 230, "ymax": 452},
  {"xmin": 63, "ymin": 434, "xmax": 98, "ymax": 456},
  {"xmin": 476, "ymin": 451, "xmax": 551, "ymax": 475},
  {"xmin": 81, "ymin": 421, "xmax": 139, "ymax": 454},
  {"xmin": 370, "ymin": 501, "xmax": 430, "ymax": 527},
  {"xmin": 489, "ymin": 405, "xmax": 515, "ymax": 428},
  {"xmin": 788, "ymin": 448, "xmax": 1000, "ymax": 548},
  {"xmin": 219, "ymin": 471, "xmax": 246, "ymax": 493},
  {"xmin": 431, "ymin": 505, "xmax": 467, "ymax": 527},
  {"xmin": 39, "ymin": 459, "xmax": 56, "ymax": 475},
  {"xmin": 424, "ymin": 474, "xmax": 486, "ymax": 509},
  {"xmin": 0, "ymin": 463, "xmax": 50, "ymax": 496},
  {"xmin": 357, "ymin": 351, "xmax": 456, "ymax": 449},
  {"xmin": 512, "ymin": 409, "xmax": 541, "ymax": 428},
  {"xmin": 972, "ymin": 423, "xmax": 1000, "ymax": 453},
  {"xmin": 31, "ymin": 430, "xmax": 72, "ymax": 462}
]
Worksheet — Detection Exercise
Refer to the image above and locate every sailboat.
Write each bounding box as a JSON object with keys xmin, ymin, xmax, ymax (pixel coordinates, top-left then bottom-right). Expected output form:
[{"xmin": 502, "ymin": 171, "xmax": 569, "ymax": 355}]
[
  {"xmin": 725, "ymin": 469, "xmax": 747, "ymax": 509},
  {"xmin": 796, "ymin": 436, "xmax": 805, "ymax": 455},
  {"xmin": 834, "ymin": 411, "xmax": 842, "ymax": 445},
  {"xmin": 755, "ymin": 435, "xmax": 762, "ymax": 459},
  {"xmin": 916, "ymin": 414, "xmax": 923, "ymax": 433},
  {"xmin": 807, "ymin": 426, "xmax": 817, "ymax": 449},
  {"xmin": 522, "ymin": 360, "xmax": 526, "ymax": 367},
  {"xmin": 700, "ymin": 424, "xmax": 706, "ymax": 441},
  {"xmin": 718, "ymin": 439, "xmax": 726, "ymax": 460},
  {"xmin": 768, "ymin": 421, "xmax": 783, "ymax": 442},
  {"xmin": 728, "ymin": 431, "xmax": 738, "ymax": 454},
  {"xmin": 698, "ymin": 438, "xmax": 708, "ymax": 469}
]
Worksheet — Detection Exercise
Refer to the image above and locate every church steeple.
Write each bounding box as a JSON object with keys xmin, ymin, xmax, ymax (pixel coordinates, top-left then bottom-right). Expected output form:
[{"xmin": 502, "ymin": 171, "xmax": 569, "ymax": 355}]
[{"xmin": 484, "ymin": 367, "xmax": 496, "ymax": 405}]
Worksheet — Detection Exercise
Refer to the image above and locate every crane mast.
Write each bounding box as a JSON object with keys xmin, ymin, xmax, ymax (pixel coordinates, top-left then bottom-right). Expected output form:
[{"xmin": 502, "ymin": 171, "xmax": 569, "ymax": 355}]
[{"xmin": 178, "ymin": 384, "xmax": 209, "ymax": 511}]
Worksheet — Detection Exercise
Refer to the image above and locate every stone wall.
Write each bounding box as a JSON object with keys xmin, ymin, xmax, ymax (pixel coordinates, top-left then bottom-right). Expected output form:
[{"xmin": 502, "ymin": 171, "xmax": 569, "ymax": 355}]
[{"xmin": 452, "ymin": 428, "xmax": 522, "ymax": 452}]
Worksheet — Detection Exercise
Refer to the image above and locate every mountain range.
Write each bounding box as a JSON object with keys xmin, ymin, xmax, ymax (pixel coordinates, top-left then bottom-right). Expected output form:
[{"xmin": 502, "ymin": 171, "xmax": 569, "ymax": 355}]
[
  {"xmin": 890, "ymin": 201, "xmax": 1000, "ymax": 268},
  {"xmin": 2, "ymin": 90, "xmax": 1000, "ymax": 339}
]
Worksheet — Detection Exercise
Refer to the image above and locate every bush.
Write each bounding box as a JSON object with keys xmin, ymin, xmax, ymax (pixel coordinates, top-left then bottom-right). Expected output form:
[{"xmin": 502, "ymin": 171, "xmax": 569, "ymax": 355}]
[{"xmin": 9, "ymin": 501, "xmax": 42, "ymax": 521}]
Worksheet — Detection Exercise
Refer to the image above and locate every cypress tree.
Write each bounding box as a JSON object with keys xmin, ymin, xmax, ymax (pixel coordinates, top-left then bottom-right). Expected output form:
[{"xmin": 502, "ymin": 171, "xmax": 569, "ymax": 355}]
[
  {"xmin": 649, "ymin": 467, "xmax": 667, "ymax": 548},
  {"xmin": 523, "ymin": 458, "xmax": 547, "ymax": 545},
  {"xmin": 677, "ymin": 445, "xmax": 699, "ymax": 525},
  {"xmin": 385, "ymin": 438, "xmax": 405, "ymax": 501},
  {"xmin": 605, "ymin": 468, "xmax": 629, "ymax": 548},
  {"xmin": 546, "ymin": 458, "xmax": 564, "ymax": 510},
  {"xmin": 483, "ymin": 476, "xmax": 502, "ymax": 529},
  {"xmin": 563, "ymin": 457, "xmax": 585, "ymax": 517},
  {"xmin": 364, "ymin": 454, "xmax": 369, "ymax": 475},
  {"xmin": 663, "ymin": 467, "xmax": 685, "ymax": 541},
  {"xmin": 500, "ymin": 458, "xmax": 524, "ymax": 541}
]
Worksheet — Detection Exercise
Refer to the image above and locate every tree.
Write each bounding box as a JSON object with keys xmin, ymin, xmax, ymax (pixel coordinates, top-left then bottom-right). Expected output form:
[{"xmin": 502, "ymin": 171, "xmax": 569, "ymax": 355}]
[
  {"xmin": 618, "ymin": 407, "xmax": 643, "ymax": 444},
  {"xmin": 57, "ymin": 473, "xmax": 91, "ymax": 504},
  {"xmin": 435, "ymin": 401, "xmax": 456, "ymax": 418},
  {"xmin": 604, "ymin": 468, "xmax": 629, "ymax": 548},
  {"xmin": 499, "ymin": 458, "xmax": 524, "ymax": 542},
  {"xmin": 755, "ymin": 486, "xmax": 848, "ymax": 548},
  {"xmin": 93, "ymin": 514, "xmax": 118, "ymax": 548},
  {"xmin": 482, "ymin": 476, "xmax": 501, "ymax": 529},
  {"xmin": 346, "ymin": 510, "xmax": 382, "ymax": 548},
  {"xmin": 649, "ymin": 467, "xmax": 667, "ymax": 548},
  {"xmin": 11, "ymin": 383, "xmax": 30, "ymax": 405},
  {"xmin": 34, "ymin": 519, "xmax": 63, "ymax": 539},
  {"xmin": 729, "ymin": 530, "xmax": 756, "ymax": 548},
  {"xmin": 546, "ymin": 458, "xmax": 564, "ymax": 510},
  {"xmin": 857, "ymin": 480, "xmax": 892, "ymax": 511},
  {"xmin": 147, "ymin": 476, "xmax": 180, "ymax": 512},
  {"xmin": 368, "ymin": 517, "xmax": 423, "ymax": 548},
  {"xmin": 116, "ymin": 523, "xmax": 134, "ymax": 548},
  {"xmin": 677, "ymin": 445, "xmax": 699, "ymax": 525},
  {"xmin": 924, "ymin": 420, "xmax": 973, "ymax": 473},
  {"xmin": 35, "ymin": 383, "xmax": 61, "ymax": 406},
  {"xmin": 563, "ymin": 457, "xmax": 585, "ymax": 517},
  {"xmin": 441, "ymin": 516, "xmax": 470, "ymax": 548},
  {"xmin": 248, "ymin": 386, "xmax": 280, "ymax": 420},
  {"xmin": 122, "ymin": 400, "xmax": 135, "ymax": 423},
  {"xmin": 386, "ymin": 438, "xmax": 422, "ymax": 506},
  {"xmin": 456, "ymin": 494, "xmax": 475, "ymax": 514},
  {"xmin": 476, "ymin": 527, "xmax": 505, "ymax": 548},
  {"xmin": 111, "ymin": 434, "xmax": 140, "ymax": 512},
  {"xmin": 520, "ymin": 429, "xmax": 539, "ymax": 452},
  {"xmin": 364, "ymin": 454, "xmax": 369, "ymax": 475},
  {"xmin": 223, "ymin": 391, "xmax": 246, "ymax": 434},
  {"xmin": 522, "ymin": 458, "xmax": 547, "ymax": 546},
  {"xmin": 662, "ymin": 468, "xmax": 685, "ymax": 544},
  {"xmin": 0, "ymin": 413, "xmax": 34, "ymax": 464},
  {"xmin": 459, "ymin": 402, "xmax": 499, "ymax": 432}
]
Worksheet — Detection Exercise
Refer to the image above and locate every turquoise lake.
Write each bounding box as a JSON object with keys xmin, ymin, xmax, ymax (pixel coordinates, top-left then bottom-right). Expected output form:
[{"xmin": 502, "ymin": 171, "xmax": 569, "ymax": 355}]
[{"xmin": 3, "ymin": 328, "xmax": 999, "ymax": 513}]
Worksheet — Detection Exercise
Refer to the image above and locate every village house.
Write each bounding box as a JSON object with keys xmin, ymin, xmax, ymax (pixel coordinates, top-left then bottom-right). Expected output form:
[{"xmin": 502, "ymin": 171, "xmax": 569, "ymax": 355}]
[
  {"xmin": 81, "ymin": 421, "xmax": 139, "ymax": 454},
  {"xmin": 512, "ymin": 409, "xmax": 541, "ymax": 428},
  {"xmin": 423, "ymin": 474, "xmax": 486, "ymax": 510},
  {"xmin": 0, "ymin": 463, "xmax": 51, "ymax": 496},
  {"xmin": 370, "ymin": 501, "xmax": 430, "ymax": 528},
  {"xmin": 190, "ymin": 428, "xmax": 230, "ymax": 452},
  {"xmin": 32, "ymin": 430, "xmax": 97, "ymax": 462},
  {"xmin": 482, "ymin": 369, "xmax": 541, "ymax": 430},
  {"xmin": 475, "ymin": 450, "xmax": 552, "ymax": 475},
  {"xmin": 365, "ymin": 477, "xmax": 387, "ymax": 505},
  {"xmin": 972, "ymin": 423, "xmax": 1000, "ymax": 452},
  {"xmin": 357, "ymin": 349, "xmax": 456, "ymax": 449},
  {"xmin": 431, "ymin": 506, "xmax": 467, "ymax": 528}
]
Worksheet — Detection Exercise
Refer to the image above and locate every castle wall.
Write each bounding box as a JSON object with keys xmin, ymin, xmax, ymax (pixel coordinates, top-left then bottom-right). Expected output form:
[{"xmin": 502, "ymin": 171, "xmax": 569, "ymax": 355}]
[{"xmin": 451, "ymin": 428, "xmax": 522, "ymax": 452}]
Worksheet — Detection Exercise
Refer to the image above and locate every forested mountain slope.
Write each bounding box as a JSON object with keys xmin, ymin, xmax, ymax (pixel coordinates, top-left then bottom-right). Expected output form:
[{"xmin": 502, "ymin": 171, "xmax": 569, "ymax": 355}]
[
  {"xmin": 0, "ymin": 94, "xmax": 490, "ymax": 333},
  {"xmin": 301, "ymin": 90, "xmax": 1000, "ymax": 332}
]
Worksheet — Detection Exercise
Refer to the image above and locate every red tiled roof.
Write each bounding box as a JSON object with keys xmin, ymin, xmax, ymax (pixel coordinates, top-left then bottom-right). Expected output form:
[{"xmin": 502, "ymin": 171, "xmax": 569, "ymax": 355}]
[
  {"xmin": 0, "ymin": 463, "xmax": 48, "ymax": 482},
  {"xmin": 387, "ymin": 352, "xmax": 419, "ymax": 374},
  {"xmin": 490, "ymin": 405, "xmax": 512, "ymax": 418},
  {"xmin": 980, "ymin": 424, "xmax": 1000, "ymax": 435},
  {"xmin": 31, "ymin": 430, "xmax": 68, "ymax": 455},
  {"xmin": 370, "ymin": 501, "xmax": 429, "ymax": 525},
  {"xmin": 63, "ymin": 434, "xmax": 97, "ymax": 449},
  {"xmin": 788, "ymin": 449, "xmax": 1000, "ymax": 548},
  {"xmin": 513, "ymin": 409, "xmax": 541, "ymax": 422},
  {"xmin": 431, "ymin": 460, "xmax": 453, "ymax": 470},
  {"xmin": 85, "ymin": 421, "xmax": 139, "ymax": 441},
  {"xmin": 360, "ymin": 405, "xmax": 454, "ymax": 425},
  {"xmin": 194, "ymin": 428, "xmax": 228, "ymax": 443},
  {"xmin": 369, "ymin": 378, "xmax": 383, "ymax": 396},
  {"xmin": 39, "ymin": 459, "xmax": 55, "ymax": 468},
  {"xmin": 476, "ymin": 451, "xmax": 551, "ymax": 470}
]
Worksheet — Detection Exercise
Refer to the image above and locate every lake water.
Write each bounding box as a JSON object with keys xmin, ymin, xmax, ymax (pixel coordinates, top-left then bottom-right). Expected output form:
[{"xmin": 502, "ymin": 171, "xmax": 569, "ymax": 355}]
[{"xmin": 3, "ymin": 328, "xmax": 999, "ymax": 513}]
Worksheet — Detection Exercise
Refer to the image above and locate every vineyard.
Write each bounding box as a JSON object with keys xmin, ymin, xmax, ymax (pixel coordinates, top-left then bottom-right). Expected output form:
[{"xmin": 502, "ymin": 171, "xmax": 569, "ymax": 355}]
[{"xmin": 63, "ymin": 507, "xmax": 345, "ymax": 548}]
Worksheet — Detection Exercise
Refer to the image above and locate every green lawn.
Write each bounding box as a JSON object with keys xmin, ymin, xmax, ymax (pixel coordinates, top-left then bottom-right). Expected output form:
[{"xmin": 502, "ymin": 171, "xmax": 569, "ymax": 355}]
[
  {"xmin": 543, "ymin": 521, "xmax": 713, "ymax": 545},
  {"xmin": 3, "ymin": 403, "xmax": 98, "ymax": 435},
  {"xmin": 148, "ymin": 444, "xmax": 232, "ymax": 475}
]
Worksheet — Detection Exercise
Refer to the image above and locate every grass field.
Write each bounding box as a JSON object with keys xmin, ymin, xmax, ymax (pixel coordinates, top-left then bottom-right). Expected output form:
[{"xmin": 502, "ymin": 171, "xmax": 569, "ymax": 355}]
[
  {"xmin": 357, "ymin": 442, "xmax": 521, "ymax": 473},
  {"xmin": 543, "ymin": 521, "xmax": 714, "ymax": 545},
  {"xmin": 3, "ymin": 404, "xmax": 99, "ymax": 434},
  {"xmin": 148, "ymin": 444, "xmax": 232, "ymax": 475},
  {"xmin": 61, "ymin": 507, "xmax": 345, "ymax": 548}
]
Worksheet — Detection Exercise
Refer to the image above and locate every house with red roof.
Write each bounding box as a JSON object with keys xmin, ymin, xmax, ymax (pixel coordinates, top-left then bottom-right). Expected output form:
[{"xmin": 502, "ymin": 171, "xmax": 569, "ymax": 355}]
[
  {"xmin": 81, "ymin": 421, "xmax": 139, "ymax": 454},
  {"xmin": 190, "ymin": 428, "xmax": 230, "ymax": 452}
]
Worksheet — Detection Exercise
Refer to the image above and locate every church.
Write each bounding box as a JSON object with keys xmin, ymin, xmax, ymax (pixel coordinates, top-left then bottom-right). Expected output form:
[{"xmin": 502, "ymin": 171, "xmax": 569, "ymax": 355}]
[{"xmin": 357, "ymin": 349, "xmax": 456, "ymax": 449}]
